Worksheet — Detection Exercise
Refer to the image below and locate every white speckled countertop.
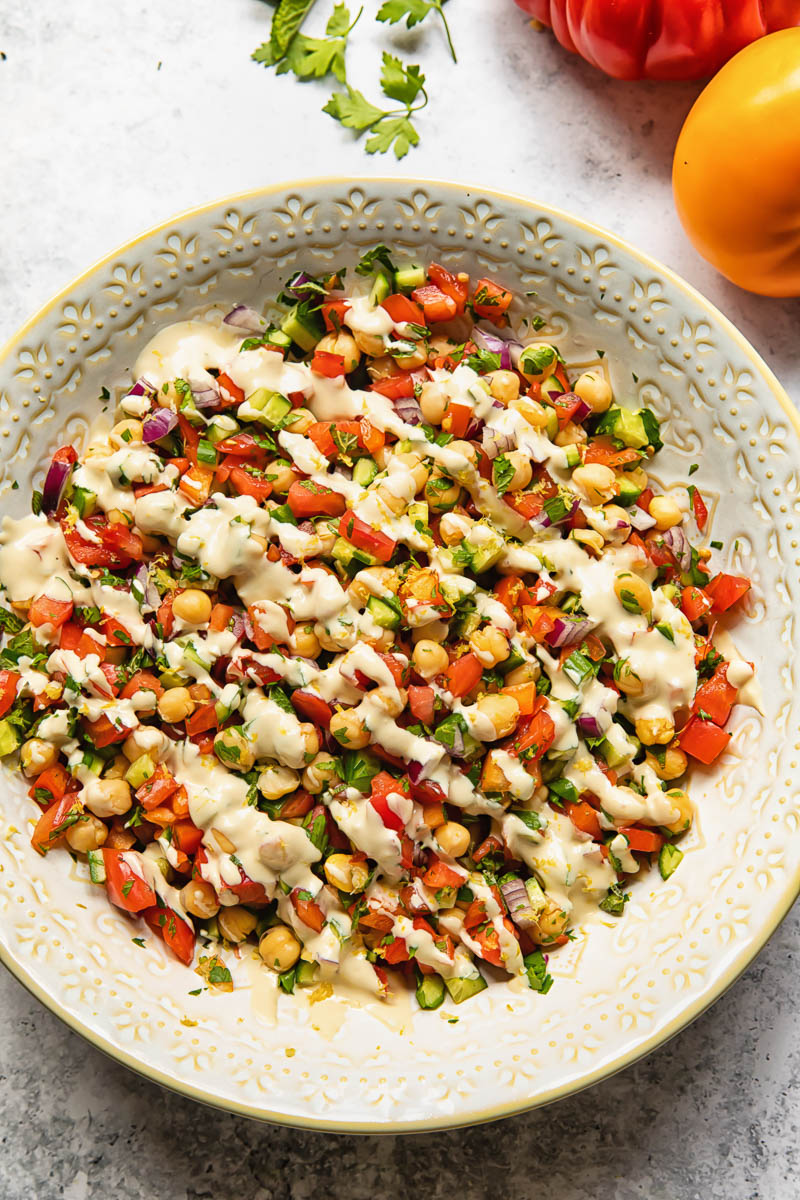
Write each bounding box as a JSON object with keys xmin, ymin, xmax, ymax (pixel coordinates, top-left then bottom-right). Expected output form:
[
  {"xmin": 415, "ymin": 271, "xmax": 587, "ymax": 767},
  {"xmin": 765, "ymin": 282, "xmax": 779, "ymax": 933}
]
[{"xmin": 1, "ymin": 1, "xmax": 799, "ymax": 1194}]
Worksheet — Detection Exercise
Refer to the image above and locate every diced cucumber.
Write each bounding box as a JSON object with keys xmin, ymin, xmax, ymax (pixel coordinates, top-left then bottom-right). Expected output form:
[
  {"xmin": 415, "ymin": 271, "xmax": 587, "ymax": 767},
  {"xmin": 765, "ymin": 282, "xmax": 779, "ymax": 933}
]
[
  {"xmin": 497, "ymin": 645, "xmax": 526, "ymax": 676},
  {"xmin": 158, "ymin": 669, "xmax": 187, "ymax": 689},
  {"xmin": 541, "ymin": 374, "xmax": 566, "ymax": 401},
  {"xmin": 269, "ymin": 503, "xmax": 298, "ymax": 526},
  {"xmin": 215, "ymin": 689, "xmax": 241, "ymax": 725},
  {"xmin": 416, "ymin": 973, "xmax": 446, "ymax": 1010},
  {"xmin": 265, "ymin": 328, "xmax": 293, "ymax": 352},
  {"xmin": 659, "ymin": 842, "xmax": 684, "ymax": 880},
  {"xmin": 295, "ymin": 960, "xmax": 318, "ymax": 987},
  {"xmin": 369, "ymin": 270, "xmax": 392, "ymax": 307},
  {"xmin": 595, "ymin": 405, "xmax": 650, "ymax": 450},
  {"xmin": 280, "ymin": 303, "xmax": 323, "ymax": 352},
  {"xmin": 124, "ymin": 754, "xmax": 155, "ymax": 789},
  {"xmin": 0, "ymin": 719, "xmax": 20, "ymax": 758},
  {"xmin": 241, "ymin": 388, "xmax": 292, "ymax": 429},
  {"xmin": 366, "ymin": 595, "xmax": 401, "ymax": 631},
  {"xmin": 616, "ymin": 476, "xmax": 643, "ymax": 506},
  {"xmin": 445, "ymin": 974, "xmax": 487, "ymax": 1004},
  {"xmin": 86, "ymin": 849, "xmax": 106, "ymax": 884},
  {"xmin": 72, "ymin": 486, "xmax": 97, "ymax": 519},
  {"xmin": 394, "ymin": 263, "xmax": 426, "ymax": 292},
  {"xmin": 562, "ymin": 444, "xmax": 581, "ymax": 469},
  {"xmin": 331, "ymin": 536, "xmax": 379, "ymax": 570},
  {"xmin": 545, "ymin": 407, "xmax": 559, "ymax": 440},
  {"xmin": 183, "ymin": 642, "xmax": 212, "ymax": 671},
  {"xmin": 464, "ymin": 522, "xmax": 506, "ymax": 573},
  {"xmin": 434, "ymin": 713, "xmax": 483, "ymax": 760},
  {"xmin": 207, "ymin": 415, "xmax": 240, "ymax": 444},
  {"xmin": 524, "ymin": 876, "xmax": 547, "ymax": 915},
  {"xmin": 353, "ymin": 457, "xmax": 378, "ymax": 487}
]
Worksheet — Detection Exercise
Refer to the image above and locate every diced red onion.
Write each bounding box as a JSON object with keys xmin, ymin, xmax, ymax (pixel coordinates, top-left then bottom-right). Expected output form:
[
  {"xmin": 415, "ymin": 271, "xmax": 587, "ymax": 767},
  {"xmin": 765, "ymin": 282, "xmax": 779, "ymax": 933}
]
[
  {"xmin": 464, "ymin": 417, "xmax": 484, "ymax": 440},
  {"xmin": 532, "ymin": 496, "xmax": 579, "ymax": 530},
  {"xmin": 143, "ymin": 407, "xmax": 178, "ymax": 443},
  {"xmin": 283, "ymin": 271, "xmax": 323, "ymax": 304},
  {"xmin": 407, "ymin": 760, "xmax": 425, "ymax": 784},
  {"xmin": 576, "ymin": 713, "xmax": 602, "ymax": 738},
  {"xmin": 133, "ymin": 564, "xmax": 160, "ymax": 610},
  {"xmin": 298, "ymin": 520, "xmax": 316, "ymax": 534},
  {"xmin": 628, "ymin": 506, "xmax": 657, "ymax": 532},
  {"xmin": 229, "ymin": 613, "xmax": 247, "ymax": 641},
  {"xmin": 446, "ymin": 725, "xmax": 467, "ymax": 759},
  {"xmin": 123, "ymin": 377, "xmax": 155, "ymax": 401},
  {"xmin": 243, "ymin": 612, "xmax": 255, "ymax": 642},
  {"xmin": 393, "ymin": 395, "xmax": 423, "ymax": 425},
  {"xmin": 565, "ymin": 394, "xmax": 592, "ymax": 422},
  {"xmin": 500, "ymin": 878, "xmax": 540, "ymax": 931},
  {"xmin": 188, "ymin": 379, "xmax": 220, "ymax": 409},
  {"xmin": 481, "ymin": 427, "xmax": 515, "ymax": 460},
  {"xmin": 42, "ymin": 453, "xmax": 75, "ymax": 516},
  {"xmin": 545, "ymin": 615, "xmax": 596, "ymax": 649},
  {"xmin": 661, "ymin": 525, "xmax": 692, "ymax": 572},
  {"xmin": 224, "ymin": 305, "xmax": 266, "ymax": 334},
  {"xmin": 472, "ymin": 325, "xmax": 522, "ymax": 372}
]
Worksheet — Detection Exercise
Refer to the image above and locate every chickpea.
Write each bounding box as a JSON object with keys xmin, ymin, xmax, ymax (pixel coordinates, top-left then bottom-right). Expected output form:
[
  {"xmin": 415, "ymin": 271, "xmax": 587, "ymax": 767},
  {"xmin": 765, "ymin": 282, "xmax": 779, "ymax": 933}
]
[
  {"xmin": 504, "ymin": 659, "xmax": 541, "ymax": 687},
  {"xmin": 330, "ymin": 708, "xmax": 370, "ymax": 750},
  {"xmin": 439, "ymin": 511, "xmax": 473, "ymax": 546},
  {"xmin": 663, "ymin": 788, "xmax": 693, "ymax": 835},
  {"xmin": 122, "ymin": 727, "xmax": 169, "ymax": 762},
  {"xmin": 268, "ymin": 461, "xmax": 300, "ymax": 494},
  {"xmin": 446, "ymin": 440, "xmax": 479, "ymax": 468},
  {"xmin": 292, "ymin": 624, "xmax": 321, "ymax": 658},
  {"xmin": 299, "ymin": 725, "xmax": 319, "ymax": 763},
  {"xmin": 574, "ymin": 371, "xmax": 613, "ymax": 414},
  {"xmin": 493, "ymin": 450, "xmax": 532, "ymax": 493},
  {"xmin": 213, "ymin": 727, "xmax": 256, "ymax": 772},
  {"xmin": 469, "ymin": 626, "xmax": 510, "ymax": 668},
  {"xmin": 302, "ymin": 752, "xmax": 341, "ymax": 794},
  {"xmin": 602, "ymin": 504, "xmax": 632, "ymax": 542},
  {"xmin": 109, "ymin": 419, "xmax": 144, "ymax": 448},
  {"xmin": 317, "ymin": 330, "xmax": 360, "ymax": 373},
  {"xmin": 476, "ymin": 694, "xmax": 520, "ymax": 739},
  {"xmin": 571, "ymin": 528, "xmax": 605, "ymax": 555},
  {"xmin": 511, "ymin": 397, "xmax": 549, "ymax": 429},
  {"xmin": 393, "ymin": 451, "xmax": 430, "ymax": 493},
  {"xmin": 20, "ymin": 737, "xmax": 58, "ymax": 778},
  {"xmin": 374, "ymin": 484, "xmax": 407, "ymax": 517},
  {"xmin": 347, "ymin": 566, "xmax": 398, "ymax": 607},
  {"xmin": 554, "ymin": 420, "xmax": 587, "ymax": 447},
  {"xmin": 258, "ymin": 925, "xmax": 302, "ymax": 971},
  {"xmin": 436, "ymin": 821, "xmax": 470, "ymax": 858},
  {"xmin": 218, "ymin": 904, "xmax": 258, "ymax": 944},
  {"xmin": 180, "ymin": 878, "xmax": 221, "ymax": 920},
  {"xmin": 412, "ymin": 639, "xmax": 449, "ymax": 680},
  {"xmin": 367, "ymin": 354, "xmax": 399, "ymax": 382},
  {"xmin": 649, "ymin": 495, "xmax": 683, "ymax": 531},
  {"xmin": 419, "ymin": 381, "xmax": 448, "ymax": 424},
  {"xmin": 258, "ymin": 763, "xmax": 299, "ymax": 800},
  {"xmin": 635, "ymin": 716, "xmax": 675, "ymax": 746},
  {"xmin": 646, "ymin": 744, "xmax": 688, "ymax": 782},
  {"xmin": 103, "ymin": 754, "xmax": 130, "ymax": 780},
  {"xmin": 157, "ymin": 686, "xmax": 196, "ymax": 724},
  {"xmin": 531, "ymin": 898, "xmax": 569, "ymax": 944},
  {"xmin": 65, "ymin": 813, "xmax": 108, "ymax": 853},
  {"xmin": 106, "ymin": 508, "xmax": 132, "ymax": 526},
  {"xmin": 352, "ymin": 329, "xmax": 386, "ymax": 357},
  {"xmin": 365, "ymin": 628, "xmax": 396, "ymax": 652},
  {"xmin": 84, "ymin": 778, "xmax": 132, "ymax": 819},
  {"xmin": 486, "ymin": 370, "xmax": 520, "ymax": 406},
  {"xmin": 623, "ymin": 465, "xmax": 649, "ymax": 492},
  {"xmin": 324, "ymin": 853, "xmax": 370, "ymax": 893},
  {"xmin": 425, "ymin": 471, "xmax": 461, "ymax": 512},
  {"xmin": 394, "ymin": 343, "xmax": 428, "ymax": 370},
  {"xmin": 211, "ymin": 827, "xmax": 236, "ymax": 855},
  {"xmin": 369, "ymin": 685, "xmax": 407, "ymax": 718},
  {"xmin": 315, "ymin": 623, "xmax": 353, "ymax": 652},
  {"xmin": 615, "ymin": 659, "xmax": 644, "ymax": 697},
  {"xmin": 572, "ymin": 463, "xmax": 617, "ymax": 506},
  {"xmin": 172, "ymin": 588, "xmax": 213, "ymax": 625},
  {"xmin": 283, "ymin": 407, "xmax": 315, "ymax": 435},
  {"xmin": 614, "ymin": 572, "xmax": 652, "ymax": 616}
]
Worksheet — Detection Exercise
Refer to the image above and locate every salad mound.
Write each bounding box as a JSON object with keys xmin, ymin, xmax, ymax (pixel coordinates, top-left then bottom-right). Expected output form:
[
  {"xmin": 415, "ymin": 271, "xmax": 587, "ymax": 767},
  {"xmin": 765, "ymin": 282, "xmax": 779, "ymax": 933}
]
[{"xmin": 0, "ymin": 248, "xmax": 754, "ymax": 1008}]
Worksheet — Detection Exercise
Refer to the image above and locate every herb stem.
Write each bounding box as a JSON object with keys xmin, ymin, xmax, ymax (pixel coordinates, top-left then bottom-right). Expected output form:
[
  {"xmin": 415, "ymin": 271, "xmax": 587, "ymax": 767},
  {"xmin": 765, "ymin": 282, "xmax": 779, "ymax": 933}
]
[{"xmin": 435, "ymin": 1, "xmax": 457, "ymax": 63}]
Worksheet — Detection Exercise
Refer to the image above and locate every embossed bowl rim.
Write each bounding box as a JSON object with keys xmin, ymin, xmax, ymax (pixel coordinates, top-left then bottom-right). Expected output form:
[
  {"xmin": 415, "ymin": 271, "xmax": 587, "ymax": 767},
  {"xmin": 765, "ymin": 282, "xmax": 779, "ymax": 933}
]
[{"xmin": 1, "ymin": 178, "xmax": 798, "ymax": 1133}]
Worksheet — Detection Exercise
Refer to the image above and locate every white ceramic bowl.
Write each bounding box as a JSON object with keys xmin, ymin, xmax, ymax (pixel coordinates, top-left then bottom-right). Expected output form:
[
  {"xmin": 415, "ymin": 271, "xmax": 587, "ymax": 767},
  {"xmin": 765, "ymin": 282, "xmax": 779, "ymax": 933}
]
[{"xmin": 0, "ymin": 179, "xmax": 797, "ymax": 1132}]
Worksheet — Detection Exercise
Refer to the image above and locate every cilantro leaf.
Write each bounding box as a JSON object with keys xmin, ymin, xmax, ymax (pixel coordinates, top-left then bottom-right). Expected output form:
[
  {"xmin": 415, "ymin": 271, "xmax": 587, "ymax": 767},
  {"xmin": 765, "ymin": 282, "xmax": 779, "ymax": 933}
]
[
  {"xmin": 323, "ymin": 86, "xmax": 385, "ymax": 130},
  {"xmin": 380, "ymin": 52, "xmax": 425, "ymax": 106},
  {"xmin": 365, "ymin": 114, "xmax": 420, "ymax": 159},
  {"xmin": 493, "ymin": 453, "xmax": 516, "ymax": 497}
]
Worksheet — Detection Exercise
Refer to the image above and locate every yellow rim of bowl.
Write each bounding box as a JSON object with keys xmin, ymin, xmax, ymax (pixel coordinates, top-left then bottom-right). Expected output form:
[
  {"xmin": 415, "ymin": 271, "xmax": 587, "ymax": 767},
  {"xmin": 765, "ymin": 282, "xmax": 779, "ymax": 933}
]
[{"xmin": 1, "ymin": 177, "xmax": 798, "ymax": 1134}]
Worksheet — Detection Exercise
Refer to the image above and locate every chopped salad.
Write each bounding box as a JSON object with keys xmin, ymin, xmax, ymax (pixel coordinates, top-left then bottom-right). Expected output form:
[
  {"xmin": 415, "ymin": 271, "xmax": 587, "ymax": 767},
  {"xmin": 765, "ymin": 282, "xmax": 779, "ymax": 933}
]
[{"xmin": 0, "ymin": 249, "xmax": 755, "ymax": 1008}]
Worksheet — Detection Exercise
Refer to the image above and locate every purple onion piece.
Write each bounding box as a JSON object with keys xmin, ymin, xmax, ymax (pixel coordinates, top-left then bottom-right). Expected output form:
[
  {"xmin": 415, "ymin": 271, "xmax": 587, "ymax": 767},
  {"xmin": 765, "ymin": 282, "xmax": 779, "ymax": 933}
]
[
  {"xmin": 481, "ymin": 427, "xmax": 515, "ymax": 460},
  {"xmin": 133, "ymin": 563, "xmax": 160, "ymax": 611},
  {"xmin": 576, "ymin": 713, "xmax": 602, "ymax": 739},
  {"xmin": 407, "ymin": 760, "xmax": 425, "ymax": 784},
  {"xmin": 447, "ymin": 725, "xmax": 466, "ymax": 759},
  {"xmin": 143, "ymin": 407, "xmax": 178, "ymax": 443},
  {"xmin": 123, "ymin": 376, "xmax": 155, "ymax": 401},
  {"xmin": 464, "ymin": 417, "xmax": 484, "ymax": 440},
  {"xmin": 500, "ymin": 877, "xmax": 539, "ymax": 931},
  {"xmin": 628, "ymin": 505, "xmax": 657, "ymax": 532},
  {"xmin": 283, "ymin": 271, "xmax": 325, "ymax": 304},
  {"xmin": 188, "ymin": 379, "xmax": 220, "ymax": 409},
  {"xmin": 566, "ymin": 394, "xmax": 592, "ymax": 423},
  {"xmin": 661, "ymin": 525, "xmax": 692, "ymax": 572},
  {"xmin": 223, "ymin": 305, "xmax": 266, "ymax": 334},
  {"xmin": 472, "ymin": 325, "xmax": 522, "ymax": 372},
  {"xmin": 243, "ymin": 612, "xmax": 255, "ymax": 642},
  {"xmin": 545, "ymin": 615, "xmax": 596, "ymax": 649},
  {"xmin": 42, "ymin": 455, "xmax": 74, "ymax": 516},
  {"xmin": 229, "ymin": 613, "xmax": 247, "ymax": 641},
  {"xmin": 393, "ymin": 395, "xmax": 423, "ymax": 425}
]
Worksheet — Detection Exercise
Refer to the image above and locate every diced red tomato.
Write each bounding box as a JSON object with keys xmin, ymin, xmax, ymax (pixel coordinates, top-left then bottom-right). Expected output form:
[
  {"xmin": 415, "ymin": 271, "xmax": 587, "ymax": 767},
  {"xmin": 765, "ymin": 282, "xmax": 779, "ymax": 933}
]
[
  {"xmin": 279, "ymin": 789, "xmax": 316, "ymax": 819},
  {"xmin": 97, "ymin": 662, "xmax": 122, "ymax": 697},
  {"xmin": 208, "ymin": 604, "xmax": 234, "ymax": 633},
  {"xmin": 704, "ymin": 573, "xmax": 751, "ymax": 613},
  {"xmin": 83, "ymin": 714, "xmax": 129, "ymax": 748},
  {"xmin": 681, "ymin": 585, "xmax": 712, "ymax": 622},
  {"xmin": 62, "ymin": 516, "xmax": 143, "ymax": 568},
  {"xmin": 504, "ymin": 492, "xmax": 544, "ymax": 520},
  {"xmin": 422, "ymin": 858, "xmax": 463, "ymax": 890},
  {"xmin": 408, "ymin": 777, "xmax": 448, "ymax": 807},
  {"xmin": 691, "ymin": 487, "xmax": 709, "ymax": 530},
  {"xmin": 441, "ymin": 401, "xmax": 472, "ymax": 438},
  {"xmin": 411, "ymin": 283, "xmax": 458, "ymax": 323},
  {"xmin": 59, "ymin": 622, "xmax": 104, "ymax": 659},
  {"xmin": 521, "ymin": 605, "xmax": 561, "ymax": 644},
  {"xmin": 427, "ymin": 263, "xmax": 469, "ymax": 314},
  {"xmin": 369, "ymin": 372, "xmax": 415, "ymax": 400},
  {"xmin": 503, "ymin": 699, "xmax": 554, "ymax": 760},
  {"xmin": 143, "ymin": 906, "xmax": 196, "ymax": 965},
  {"xmin": 678, "ymin": 716, "xmax": 731, "ymax": 764},
  {"xmin": 693, "ymin": 665, "xmax": 737, "ymax": 726},
  {"xmin": 172, "ymin": 820, "xmax": 204, "ymax": 855},
  {"xmin": 618, "ymin": 826, "xmax": 665, "ymax": 854},
  {"xmin": 338, "ymin": 510, "xmax": 396, "ymax": 563},
  {"xmin": 136, "ymin": 765, "xmax": 180, "ymax": 811},
  {"xmin": 290, "ymin": 888, "xmax": 326, "ymax": 933},
  {"xmin": 103, "ymin": 849, "xmax": 157, "ymax": 912},
  {"xmin": 544, "ymin": 391, "xmax": 585, "ymax": 430},
  {"xmin": 120, "ymin": 671, "xmax": 164, "ymax": 702},
  {"xmin": 500, "ymin": 681, "xmax": 539, "ymax": 716},
  {"xmin": 583, "ymin": 437, "xmax": 641, "ymax": 469},
  {"xmin": 30, "ymin": 794, "xmax": 82, "ymax": 855},
  {"xmin": 472, "ymin": 277, "xmax": 513, "ymax": 325},
  {"xmin": 290, "ymin": 689, "xmax": 333, "ymax": 728},
  {"xmin": 215, "ymin": 433, "xmax": 265, "ymax": 459},
  {"xmin": 566, "ymin": 801, "xmax": 603, "ymax": 840},
  {"xmin": 369, "ymin": 772, "xmax": 408, "ymax": 834},
  {"xmin": 311, "ymin": 350, "xmax": 347, "ymax": 378},
  {"xmin": 229, "ymin": 465, "xmax": 273, "ymax": 503},
  {"xmin": 321, "ymin": 298, "xmax": 351, "ymax": 332},
  {"xmin": 184, "ymin": 703, "xmax": 218, "ymax": 738},
  {"xmin": 0, "ymin": 669, "xmax": 19, "ymax": 718},
  {"xmin": 444, "ymin": 652, "xmax": 483, "ymax": 698},
  {"xmin": 29, "ymin": 763, "xmax": 73, "ymax": 804},
  {"xmin": 178, "ymin": 465, "xmax": 214, "ymax": 506},
  {"xmin": 215, "ymin": 372, "xmax": 245, "ymax": 405},
  {"xmin": 381, "ymin": 293, "xmax": 426, "ymax": 325},
  {"xmin": 287, "ymin": 480, "xmax": 346, "ymax": 519},
  {"xmin": 29, "ymin": 595, "xmax": 74, "ymax": 628},
  {"xmin": 408, "ymin": 685, "xmax": 435, "ymax": 725},
  {"xmin": 156, "ymin": 593, "xmax": 175, "ymax": 638}
]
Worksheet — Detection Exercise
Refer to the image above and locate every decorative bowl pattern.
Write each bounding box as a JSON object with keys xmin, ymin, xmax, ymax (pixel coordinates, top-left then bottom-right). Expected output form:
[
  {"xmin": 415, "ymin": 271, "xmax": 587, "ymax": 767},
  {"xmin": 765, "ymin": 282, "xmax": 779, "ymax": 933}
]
[{"xmin": 0, "ymin": 179, "xmax": 797, "ymax": 1132}]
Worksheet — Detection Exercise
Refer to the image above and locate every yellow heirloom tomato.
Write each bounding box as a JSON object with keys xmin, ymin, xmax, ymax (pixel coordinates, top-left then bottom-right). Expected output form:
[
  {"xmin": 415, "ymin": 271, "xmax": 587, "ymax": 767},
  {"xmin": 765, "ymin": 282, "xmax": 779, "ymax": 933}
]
[{"xmin": 673, "ymin": 28, "xmax": 800, "ymax": 297}]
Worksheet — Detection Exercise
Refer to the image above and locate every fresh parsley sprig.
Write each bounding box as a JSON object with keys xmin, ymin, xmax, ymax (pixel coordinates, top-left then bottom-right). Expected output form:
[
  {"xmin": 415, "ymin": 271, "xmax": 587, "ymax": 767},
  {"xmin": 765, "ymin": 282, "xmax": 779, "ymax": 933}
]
[
  {"xmin": 376, "ymin": 0, "xmax": 456, "ymax": 63},
  {"xmin": 253, "ymin": 2, "xmax": 362, "ymax": 82},
  {"xmin": 324, "ymin": 53, "xmax": 427, "ymax": 159}
]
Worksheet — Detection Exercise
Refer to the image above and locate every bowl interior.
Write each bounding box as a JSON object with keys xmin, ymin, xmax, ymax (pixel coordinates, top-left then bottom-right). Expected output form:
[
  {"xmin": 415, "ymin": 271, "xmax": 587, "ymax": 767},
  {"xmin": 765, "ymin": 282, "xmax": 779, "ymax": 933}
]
[{"xmin": 0, "ymin": 179, "xmax": 797, "ymax": 1131}]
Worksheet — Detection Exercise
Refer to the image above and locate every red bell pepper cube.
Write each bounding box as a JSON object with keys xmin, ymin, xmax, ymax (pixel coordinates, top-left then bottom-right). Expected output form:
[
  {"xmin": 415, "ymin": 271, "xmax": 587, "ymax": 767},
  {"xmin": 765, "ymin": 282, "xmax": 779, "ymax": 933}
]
[
  {"xmin": 143, "ymin": 905, "xmax": 196, "ymax": 965},
  {"xmin": 30, "ymin": 794, "xmax": 83, "ymax": 855},
  {"xmin": 338, "ymin": 511, "xmax": 397, "ymax": 563},
  {"xmin": 678, "ymin": 716, "xmax": 731, "ymax": 764},
  {"xmin": 103, "ymin": 849, "xmax": 158, "ymax": 912},
  {"xmin": 704, "ymin": 573, "xmax": 751, "ymax": 613}
]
